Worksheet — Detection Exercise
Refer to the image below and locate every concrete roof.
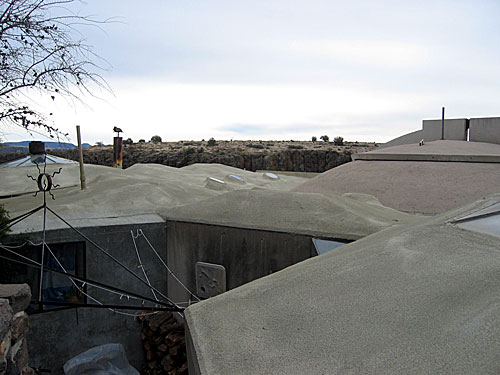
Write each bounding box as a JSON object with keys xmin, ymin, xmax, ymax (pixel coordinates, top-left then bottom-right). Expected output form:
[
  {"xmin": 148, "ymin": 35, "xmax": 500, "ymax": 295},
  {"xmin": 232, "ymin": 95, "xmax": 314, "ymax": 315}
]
[
  {"xmin": 185, "ymin": 194, "xmax": 500, "ymax": 375},
  {"xmin": 164, "ymin": 189, "xmax": 418, "ymax": 240},
  {"xmin": 294, "ymin": 141, "xmax": 500, "ymax": 214},
  {"xmin": 0, "ymin": 163, "xmax": 313, "ymax": 232},
  {"xmin": 355, "ymin": 140, "xmax": 500, "ymax": 162}
]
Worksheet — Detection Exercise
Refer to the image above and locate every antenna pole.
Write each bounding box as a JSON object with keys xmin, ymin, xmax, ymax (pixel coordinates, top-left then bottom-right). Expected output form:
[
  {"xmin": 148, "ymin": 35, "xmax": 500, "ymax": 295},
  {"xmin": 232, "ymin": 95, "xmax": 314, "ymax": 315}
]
[{"xmin": 441, "ymin": 107, "xmax": 445, "ymax": 140}]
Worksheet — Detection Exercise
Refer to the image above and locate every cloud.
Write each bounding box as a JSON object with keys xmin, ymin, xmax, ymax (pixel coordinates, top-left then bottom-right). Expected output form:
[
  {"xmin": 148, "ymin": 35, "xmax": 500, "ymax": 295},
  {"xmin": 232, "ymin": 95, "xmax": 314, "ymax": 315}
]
[{"xmin": 287, "ymin": 39, "xmax": 430, "ymax": 69}]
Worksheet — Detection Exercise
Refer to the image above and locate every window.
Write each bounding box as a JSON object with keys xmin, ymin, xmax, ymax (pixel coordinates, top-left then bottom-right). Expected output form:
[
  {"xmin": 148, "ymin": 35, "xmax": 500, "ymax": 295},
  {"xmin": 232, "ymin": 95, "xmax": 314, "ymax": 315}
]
[
  {"xmin": 312, "ymin": 238, "xmax": 347, "ymax": 255},
  {"xmin": 452, "ymin": 203, "xmax": 500, "ymax": 239},
  {"xmin": 0, "ymin": 241, "xmax": 86, "ymax": 312}
]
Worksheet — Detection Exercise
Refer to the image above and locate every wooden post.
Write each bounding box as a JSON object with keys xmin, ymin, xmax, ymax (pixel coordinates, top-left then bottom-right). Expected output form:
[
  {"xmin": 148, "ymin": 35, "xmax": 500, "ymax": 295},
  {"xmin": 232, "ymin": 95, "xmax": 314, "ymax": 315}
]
[{"xmin": 76, "ymin": 125, "xmax": 86, "ymax": 190}]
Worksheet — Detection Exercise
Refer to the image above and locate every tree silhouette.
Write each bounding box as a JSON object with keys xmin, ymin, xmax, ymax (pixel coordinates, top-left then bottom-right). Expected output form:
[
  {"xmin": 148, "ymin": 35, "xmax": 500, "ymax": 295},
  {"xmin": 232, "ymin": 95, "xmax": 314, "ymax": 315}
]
[{"xmin": 0, "ymin": 0, "xmax": 109, "ymax": 138}]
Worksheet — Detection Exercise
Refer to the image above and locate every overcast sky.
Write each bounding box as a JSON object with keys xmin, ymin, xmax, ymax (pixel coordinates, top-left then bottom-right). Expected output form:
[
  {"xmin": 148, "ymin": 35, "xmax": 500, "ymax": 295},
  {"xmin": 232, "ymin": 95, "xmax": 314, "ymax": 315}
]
[{"xmin": 4, "ymin": 0, "xmax": 500, "ymax": 144}]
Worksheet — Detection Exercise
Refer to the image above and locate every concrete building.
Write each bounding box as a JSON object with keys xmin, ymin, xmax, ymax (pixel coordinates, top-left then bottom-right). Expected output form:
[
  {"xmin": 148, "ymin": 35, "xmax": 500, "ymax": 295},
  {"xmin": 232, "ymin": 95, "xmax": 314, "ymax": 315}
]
[
  {"xmin": 184, "ymin": 193, "xmax": 500, "ymax": 375},
  {"xmin": 0, "ymin": 158, "xmax": 413, "ymax": 373}
]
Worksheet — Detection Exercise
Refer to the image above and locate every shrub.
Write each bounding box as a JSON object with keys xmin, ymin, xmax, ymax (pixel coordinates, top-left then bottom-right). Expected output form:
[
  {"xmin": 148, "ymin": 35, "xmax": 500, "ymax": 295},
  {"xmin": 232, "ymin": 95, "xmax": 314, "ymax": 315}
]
[
  {"xmin": 138, "ymin": 139, "xmax": 145, "ymax": 143},
  {"xmin": 333, "ymin": 136, "xmax": 344, "ymax": 146},
  {"xmin": 246, "ymin": 143, "xmax": 264, "ymax": 149},
  {"xmin": 207, "ymin": 138, "xmax": 217, "ymax": 146},
  {"xmin": 311, "ymin": 136, "xmax": 317, "ymax": 142},
  {"xmin": 287, "ymin": 145, "xmax": 304, "ymax": 149},
  {"xmin": 95, "ymin": 141, "xmax": 104, "ymax": 146},
  {"xmin": 150, "ymin": 135, "xmax": 162, "ymax": 143},
  {"xmin": 320, "ymin": 135, "xmax": 329, "ymax": 142},
  {"xmin": 123, "ymin": 138, "xmax": 133, "ymax": 145}
]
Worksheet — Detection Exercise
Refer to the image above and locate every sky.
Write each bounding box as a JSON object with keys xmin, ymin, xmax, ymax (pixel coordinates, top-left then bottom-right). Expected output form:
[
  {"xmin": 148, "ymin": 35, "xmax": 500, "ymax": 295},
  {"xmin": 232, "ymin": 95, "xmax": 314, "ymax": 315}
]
[{"xmin": 3, "ymin": 0, "xmax": 500, "ymax": 144}]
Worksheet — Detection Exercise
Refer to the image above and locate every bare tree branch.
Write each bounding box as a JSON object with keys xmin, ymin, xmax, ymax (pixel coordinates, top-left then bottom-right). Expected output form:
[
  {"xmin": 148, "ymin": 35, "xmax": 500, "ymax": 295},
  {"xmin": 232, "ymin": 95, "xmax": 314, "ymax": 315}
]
[{"xmin": 0, "ymin": 0, "xmax": 110, "ymax": 138}]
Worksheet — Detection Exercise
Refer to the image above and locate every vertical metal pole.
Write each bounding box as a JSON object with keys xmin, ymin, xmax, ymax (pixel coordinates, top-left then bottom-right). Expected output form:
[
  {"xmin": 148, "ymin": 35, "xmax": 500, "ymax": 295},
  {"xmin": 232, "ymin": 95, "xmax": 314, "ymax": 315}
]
[
  {"xmin": 76, "ymin": 125, "xmax": 86, "ymax": 190},
  {"xmin": 441, "ymin": 107, "xmax": 445, "ymax": 140}
]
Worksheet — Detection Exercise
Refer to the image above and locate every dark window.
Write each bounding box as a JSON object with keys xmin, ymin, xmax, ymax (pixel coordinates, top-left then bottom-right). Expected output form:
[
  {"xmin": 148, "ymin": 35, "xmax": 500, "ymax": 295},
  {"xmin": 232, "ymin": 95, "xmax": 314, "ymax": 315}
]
[{"xmin": 0, "ymin": 241, "xmax": 86, "ymax": 312}]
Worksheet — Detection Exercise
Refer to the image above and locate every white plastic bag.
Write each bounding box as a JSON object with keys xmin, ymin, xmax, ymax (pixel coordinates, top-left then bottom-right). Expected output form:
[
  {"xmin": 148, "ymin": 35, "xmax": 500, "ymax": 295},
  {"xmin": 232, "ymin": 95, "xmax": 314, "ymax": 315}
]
[{"xmin": 63, "ymin": 343, "xmax": 139, "ymax": 375}]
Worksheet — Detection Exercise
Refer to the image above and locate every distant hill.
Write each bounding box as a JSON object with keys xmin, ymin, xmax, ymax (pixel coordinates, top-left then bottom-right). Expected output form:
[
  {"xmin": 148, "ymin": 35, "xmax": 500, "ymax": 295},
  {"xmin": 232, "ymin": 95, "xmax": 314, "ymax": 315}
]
[{"xmin": 1, "ymin": 141, "xmax": 91, "ymax": 151}]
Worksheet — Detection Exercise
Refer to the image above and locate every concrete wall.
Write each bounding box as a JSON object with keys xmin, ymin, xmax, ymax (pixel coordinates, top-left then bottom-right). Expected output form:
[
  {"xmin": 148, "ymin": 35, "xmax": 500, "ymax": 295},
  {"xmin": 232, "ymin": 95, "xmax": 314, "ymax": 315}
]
[
  {"xmin": 469, "ymin": 117, "xmax": 500, "ymax": 144},
  {"xmin": 166, "ymin": 221, "xmax": 316, "ymax": 304},
  {"xmin": 7, "ymin": 220, "xmax": 167, "ymax": 374},
  {"xmin": 422, "ymin": 119, "xmax": 468, "ymax": 141}
]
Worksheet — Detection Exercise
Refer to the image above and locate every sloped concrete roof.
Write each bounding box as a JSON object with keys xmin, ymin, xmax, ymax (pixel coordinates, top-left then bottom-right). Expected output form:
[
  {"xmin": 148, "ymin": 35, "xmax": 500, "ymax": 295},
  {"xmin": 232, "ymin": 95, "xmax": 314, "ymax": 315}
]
[
  {"xmin": 294, "ymin": 141, "xmax": 500, "ymax": 214},
  {"xmin": 164, "ymin": 189, "xmax": 418, "ymax": 240},
  {"xmin": 185, "ymin": 194, "xmax": 500, "ymax": 375}
]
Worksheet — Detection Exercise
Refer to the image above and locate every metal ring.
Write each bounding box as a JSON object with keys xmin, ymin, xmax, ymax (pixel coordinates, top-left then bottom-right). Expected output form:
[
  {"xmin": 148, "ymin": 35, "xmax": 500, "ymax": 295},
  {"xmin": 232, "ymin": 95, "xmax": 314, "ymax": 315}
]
[{"xmin": 37, "ymin": 173, "xmax": 53, "ymax": 192}]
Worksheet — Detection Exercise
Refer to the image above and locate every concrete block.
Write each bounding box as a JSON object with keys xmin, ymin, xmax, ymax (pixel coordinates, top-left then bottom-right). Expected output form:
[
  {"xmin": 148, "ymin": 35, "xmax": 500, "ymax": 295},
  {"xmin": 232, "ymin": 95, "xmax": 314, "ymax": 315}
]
[
  {"xmin": 0, "ymin": 286, "xmax": 31, "ymax": 314},
  {"xmin": 422, "ymin": 119, "xmax": 467, "ymax": 141},
  {"xmin": 469, "ymin": 117, "xmax": 500, "ymax": 144}
]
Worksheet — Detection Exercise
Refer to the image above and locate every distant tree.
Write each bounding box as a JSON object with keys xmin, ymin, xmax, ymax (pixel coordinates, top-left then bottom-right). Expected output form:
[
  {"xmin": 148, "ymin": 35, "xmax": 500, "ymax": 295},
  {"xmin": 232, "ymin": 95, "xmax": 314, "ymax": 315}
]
[
  {"xmin": 150, "ymin": 135, "xmax": 162, "ymax": 143},
  {"xmin": 123, "ymin": 138, "xmax": 133, "ymax": 145},
  {"xmin": 311, "ymin": 136, "xmax": 317, "ymax": 142},
  {"xmin": 138, "ymin": 139, "xmax": 145, "ymax": 143},
  {"xmin": 207, "ymin": 137, "xmax": 217, "ymax": 146},
  {"xmin": 320, "ymin": 135, "xmax": 329, "ymax": 142},
  {"xmin": 333, "ymin": 136, "xmax": 344, "ymax": 146},
  {"xmin": 0, "ymin": 0, "xmax": 110, "ymax": 137}
]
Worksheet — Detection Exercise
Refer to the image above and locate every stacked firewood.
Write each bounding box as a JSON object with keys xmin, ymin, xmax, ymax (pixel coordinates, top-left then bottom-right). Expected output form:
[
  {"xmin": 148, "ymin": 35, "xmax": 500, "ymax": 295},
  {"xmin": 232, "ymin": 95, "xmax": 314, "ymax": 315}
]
[{"xmin": 139, "ymin": 311, "xmax": 188, "ymax": 375}]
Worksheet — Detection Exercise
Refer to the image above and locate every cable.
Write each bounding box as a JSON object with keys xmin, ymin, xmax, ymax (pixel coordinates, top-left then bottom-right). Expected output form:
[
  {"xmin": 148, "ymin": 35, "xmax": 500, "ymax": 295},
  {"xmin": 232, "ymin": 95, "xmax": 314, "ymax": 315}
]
[
  {"xmin": 0, "ymin": 251, "xmax": 182, "ymax": 311},
  {"xmin": 46, "ymin": 206, "xmax": 178, "ymax": 308},
  {"xmin": 137, "ymin": 229, "xmax": 200, "ymax": 302},
  {"xmin": 131, "ymin": 230, "xmax": 158, "ymax": 302}
]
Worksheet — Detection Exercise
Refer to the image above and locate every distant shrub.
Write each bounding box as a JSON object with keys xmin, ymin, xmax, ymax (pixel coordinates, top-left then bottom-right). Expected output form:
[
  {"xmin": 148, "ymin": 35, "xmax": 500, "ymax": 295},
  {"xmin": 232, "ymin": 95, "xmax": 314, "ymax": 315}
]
[
  {"xmin": 150, "ymin": 135, "xmax": 162, "ymax": 143},
  {"xmin": 95, "ymin": 141, "xmax": 104, "ymax": 146},
  {"xmin": 123, "ymin": 138, "xmax": 133, "ymax": 145},
  {"xmin": 311, "ymin": 136, "xmax": 317, "ymax": 142},
  {"xmin": 246, "ymin": 143, "xmax": 264, "ymax": 149},
  {"xmin": 320, "ymin": 135, "xmax": 329, "ymax": 142},
  {"xmin": 287, "ymin": 145, "xmax": 304, "ymax": 149},
  {"xmin": 184, "ymin": 147, "xmax": 196, "ymax": 155},
  {"xmin": 183, "ymin": 141, "xmax": 194, "ymax": 146},
  {"xmin": 138, "ymin": 139, "xmax": 145, "ymax": 143},
  {"xmin": 333, "ymin": 136, "xmax": 344, "ymax": 146},
  {"xmin": 207, "ymin": 137, "xmax": 217, "ymax": 146}
]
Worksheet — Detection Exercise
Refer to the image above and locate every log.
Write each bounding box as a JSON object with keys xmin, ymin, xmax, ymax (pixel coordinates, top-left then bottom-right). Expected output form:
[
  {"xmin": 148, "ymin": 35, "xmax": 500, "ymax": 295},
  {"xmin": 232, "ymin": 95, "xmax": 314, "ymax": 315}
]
[
  {"xmin": 159, "ymin": 322, "xmax": 183, "ymax": 336},
  {"xmin": 169, "ymin": 339, "xmax": 185, "ymax": 356},
  {"xmin": 166, "ymin": 331, "xmax": 184, "ymax": 347},
  {"xmin": 147, "ymin": 311, "xmax": 173, "ymax": 332}
]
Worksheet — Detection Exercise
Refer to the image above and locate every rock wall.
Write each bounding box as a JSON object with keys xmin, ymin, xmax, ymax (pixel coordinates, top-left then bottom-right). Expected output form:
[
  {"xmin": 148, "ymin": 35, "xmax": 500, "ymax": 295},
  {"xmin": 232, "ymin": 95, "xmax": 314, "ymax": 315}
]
[
  {"xmin": 45, "ymin": 145, "xmax": 353, "ymax": 172},
  {"xmin": 0, "ymin": 284, "xmax": 32, "ymax": 375}
]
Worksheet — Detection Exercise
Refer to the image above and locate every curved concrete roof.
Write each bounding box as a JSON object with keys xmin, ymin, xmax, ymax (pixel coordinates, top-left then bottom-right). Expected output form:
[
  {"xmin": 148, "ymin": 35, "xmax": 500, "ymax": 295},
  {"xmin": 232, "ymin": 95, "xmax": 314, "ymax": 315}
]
[
  {"xmin": 164, "ymin": 189, "xmax": 417, "ymax": 240},
  {"xmin": 185, "ymin": 194, "xmax": 500, "ymax": 375},
  {"xmin": 294, "ymin": 141, "xmax": 500, "ymax": 214},
  {"xmin": 0, "ymin": 163, "xmax": 311, "ymax": 232}
]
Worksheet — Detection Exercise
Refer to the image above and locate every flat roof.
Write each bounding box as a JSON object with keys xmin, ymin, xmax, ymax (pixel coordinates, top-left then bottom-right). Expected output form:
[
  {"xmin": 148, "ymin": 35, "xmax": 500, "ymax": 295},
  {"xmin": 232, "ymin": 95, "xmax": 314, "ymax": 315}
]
[{"xmin": 354, "ymin": 140, "xmax": 500, "ymax": 162}]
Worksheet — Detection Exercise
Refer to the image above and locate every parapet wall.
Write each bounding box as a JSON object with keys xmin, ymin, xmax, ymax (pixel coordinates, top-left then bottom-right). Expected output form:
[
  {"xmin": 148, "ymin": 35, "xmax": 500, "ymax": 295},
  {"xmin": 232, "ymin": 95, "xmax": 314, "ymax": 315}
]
[
  {"xmin": 0, "ymin": 284, "xmax": 32, "ymax": 375},
  {"xmin": 384, "ymin": 116, "xmax": 500, "ymax": 147},
  {"xmin": 469, "ymin": 117, "xmax": 500, "ymax": 144}
]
